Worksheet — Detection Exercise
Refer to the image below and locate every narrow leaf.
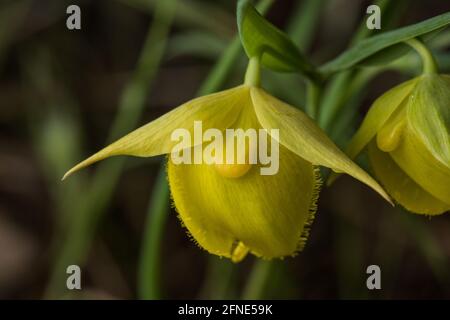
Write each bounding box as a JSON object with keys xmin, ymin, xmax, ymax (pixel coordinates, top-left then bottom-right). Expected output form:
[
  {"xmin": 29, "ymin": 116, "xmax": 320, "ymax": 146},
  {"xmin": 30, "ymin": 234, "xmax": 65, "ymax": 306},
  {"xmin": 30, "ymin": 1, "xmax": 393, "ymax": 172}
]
[{"xmin": 320, "ymin": 12, "xmax": 450, "ymax": 75}]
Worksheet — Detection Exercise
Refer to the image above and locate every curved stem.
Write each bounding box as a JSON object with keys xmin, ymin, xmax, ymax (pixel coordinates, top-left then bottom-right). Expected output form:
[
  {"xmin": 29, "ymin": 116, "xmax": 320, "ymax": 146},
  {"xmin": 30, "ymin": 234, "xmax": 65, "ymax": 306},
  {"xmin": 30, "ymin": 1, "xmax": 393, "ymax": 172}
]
[
  {"xmin": 405, "ymin": 38, "xmax": 438, "ymax": 74},
  {"xmin": 244, "ymin": 55, "xmax": 262, "ymax": 87}
]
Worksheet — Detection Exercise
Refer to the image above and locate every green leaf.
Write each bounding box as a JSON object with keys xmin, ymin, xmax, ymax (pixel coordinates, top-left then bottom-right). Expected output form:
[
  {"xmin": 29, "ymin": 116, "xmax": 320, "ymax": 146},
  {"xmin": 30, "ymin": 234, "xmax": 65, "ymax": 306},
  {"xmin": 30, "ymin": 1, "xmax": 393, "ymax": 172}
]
[
  {"xmin": 237, "ymin": 0, "xmax": 317, "ymax": 79},
  {"xmin": 359, "ymin": 28, "xmax": 445, "ymax": 67},
  {"xmin": 320, "ymin": 12, "xmax": 450, "ymax": 75}
]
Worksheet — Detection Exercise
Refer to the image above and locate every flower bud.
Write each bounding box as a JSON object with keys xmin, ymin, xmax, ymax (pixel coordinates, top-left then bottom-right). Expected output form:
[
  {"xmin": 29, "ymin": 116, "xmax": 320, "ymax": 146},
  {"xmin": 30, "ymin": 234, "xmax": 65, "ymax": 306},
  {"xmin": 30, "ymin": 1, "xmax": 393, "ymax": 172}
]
[{"xmin": 343, "ymin": 74, "xmax": 450, "ymax": 215}]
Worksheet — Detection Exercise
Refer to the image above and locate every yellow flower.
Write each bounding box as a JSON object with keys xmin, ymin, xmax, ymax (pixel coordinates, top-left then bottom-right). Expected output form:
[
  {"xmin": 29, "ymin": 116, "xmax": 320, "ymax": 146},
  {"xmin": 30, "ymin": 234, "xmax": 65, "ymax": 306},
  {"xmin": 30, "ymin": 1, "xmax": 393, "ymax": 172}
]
[
  {"xmin": 64, "ymin": 82, "xmax": 389, "ymax": 262},
  {"xmin": 340, "ymin": 74, "xmax": 450, "ymax": 215}
]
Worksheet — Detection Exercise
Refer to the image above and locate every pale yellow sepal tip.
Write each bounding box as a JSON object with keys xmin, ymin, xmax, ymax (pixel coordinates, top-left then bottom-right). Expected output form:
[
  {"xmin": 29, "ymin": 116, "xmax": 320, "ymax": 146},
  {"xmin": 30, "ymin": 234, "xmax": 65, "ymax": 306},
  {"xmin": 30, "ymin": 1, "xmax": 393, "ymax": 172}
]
[{"xmin": 62, "ymin": 152, "xmax": 109, "ymax": 181}]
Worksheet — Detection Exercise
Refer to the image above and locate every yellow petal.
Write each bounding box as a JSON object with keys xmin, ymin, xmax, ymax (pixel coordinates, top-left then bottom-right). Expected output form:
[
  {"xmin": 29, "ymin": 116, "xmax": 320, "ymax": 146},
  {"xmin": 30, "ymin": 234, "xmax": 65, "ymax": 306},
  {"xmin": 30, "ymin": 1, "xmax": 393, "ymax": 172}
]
[
  {"xmin": 390, "ymin": 126, "xmax": 450, "ymax": 206},
  {"xmin": 407, "ymin": 74, "xmax": 450, "ymax": 167},
  {"xmin": 376, "ymin": 103, "xmax": 406, "ymax": 152},
  {"xmin": 168, "ymin": 104, "xmax": 320, "ymax": 260},
  {"xmin": 250, "ymin": 87, "xmax": 392, "ymax": 204},
  {"xmin": 368, "ymin": 140, "xmax": 449, "ymax": 215},
  {"xmin": 63, "ymin": 86, "xmax": 250, "ymax": 179},
  {"xmin": 168, "ymin": 146, "xmax": 319, "ymax": 260},
  {"xmin": 328, "ymin": 78, "xmax": 417, "ymax": 185},
  {"xmin": 346, "ymin": 78, "xmax": 418, "ymax": 159}
]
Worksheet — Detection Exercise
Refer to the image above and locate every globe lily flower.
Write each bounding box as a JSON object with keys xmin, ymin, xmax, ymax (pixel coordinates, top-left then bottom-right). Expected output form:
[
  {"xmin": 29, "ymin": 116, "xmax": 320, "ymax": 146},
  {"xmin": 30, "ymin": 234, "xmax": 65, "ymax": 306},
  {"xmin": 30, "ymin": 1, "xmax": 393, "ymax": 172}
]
[
  {"xmin": 63, "ymin": 57, "xmax": 390, "ymax": 262},
  {"xmin": 334, "ymin": 39, "xmax": 450, "ymax": 215}
]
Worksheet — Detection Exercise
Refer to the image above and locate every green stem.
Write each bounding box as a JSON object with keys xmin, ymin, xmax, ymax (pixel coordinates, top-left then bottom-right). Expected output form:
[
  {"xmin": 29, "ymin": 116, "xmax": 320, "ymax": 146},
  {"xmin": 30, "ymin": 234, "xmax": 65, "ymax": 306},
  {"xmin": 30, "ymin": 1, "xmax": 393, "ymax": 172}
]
[
  {"xmin": 242, "ymin": 260, "xmax": 273, "ymax": 299},
  {"xmin": 197, "ymin": 37, "xmax": 241, "ymax": 96},
  {"xmin": 318, "ymin": 71, "xmax": 352, "ymax": 130},
  {"xmin": 405, "ymin": 38, "xmax": 438, "ymax": 74},
  {"xmin": 244, "ymin": 55, "xmax": 261, "ymax": 86},
  {"xmin": 138, "ymin": 166, "xmax": 170, "ymax": 300},
  {"xmin": 198, "ymin": 257, "xmax": 235, "ymax": 299},
  {"xmin": 306, "ymin": 80, "xmax": 321, "ymax": 119}
]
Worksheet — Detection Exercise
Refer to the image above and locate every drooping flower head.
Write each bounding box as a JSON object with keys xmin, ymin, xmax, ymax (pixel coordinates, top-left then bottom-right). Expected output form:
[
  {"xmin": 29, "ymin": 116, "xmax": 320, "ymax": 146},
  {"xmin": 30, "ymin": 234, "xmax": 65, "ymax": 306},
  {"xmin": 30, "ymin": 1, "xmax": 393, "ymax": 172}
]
[
  {"xmin": 334, "ymin": 39, "xmax": 450, "ymax": 215},
  {"xmin": 64, "ymin": 58, "xmax": 389, "ymax": 262}
]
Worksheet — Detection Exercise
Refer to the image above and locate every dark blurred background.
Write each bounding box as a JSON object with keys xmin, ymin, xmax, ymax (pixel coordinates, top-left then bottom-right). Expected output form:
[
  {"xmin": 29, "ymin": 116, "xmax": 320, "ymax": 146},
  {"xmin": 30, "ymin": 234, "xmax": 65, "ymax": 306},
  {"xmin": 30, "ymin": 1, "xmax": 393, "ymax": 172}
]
[{"xmin": 1, "ymin": 0, "xmax": 450, "ymax": 299}]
